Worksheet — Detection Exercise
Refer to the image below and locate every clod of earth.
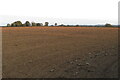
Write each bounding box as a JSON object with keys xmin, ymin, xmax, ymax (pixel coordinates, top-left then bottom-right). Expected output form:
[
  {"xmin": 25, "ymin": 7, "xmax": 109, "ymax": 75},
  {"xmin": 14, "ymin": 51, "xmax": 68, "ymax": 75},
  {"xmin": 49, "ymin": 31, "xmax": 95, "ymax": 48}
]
[
  {"xmin": 77, "ymin": 63, "xmax": 83, "ymax": 66},
  {"xmin": 50, "ymin": 69, "xmax": 55, "ymax": 72},
  {"xmin": 88, "ymin": 53, "xmax": 91, "ymax": 55},
  {"xmin": 90, "ymin": 56, "xmax": 93, "ymax": 59},
  {"xmin": 70, "ymin": 61, "xmax": 74, "ymax": 64},
  {"xmin": 95, "ymin": 53, "xmax": 99, "ymax": 56},
  {"xmin": 87, "ymin": 69, "xmax": 94, "ymax": 72},
  {"xmin": 77, "ymin": 58, "xmax": 81, "ymax": 59},
  {"xmin": 73, "ymin": 72, "xmax": 79, "ymax": 75},
  {"xmin": 82, "ymin": 59, "xmax": 85, "ymax": 61},
  {"xmin": 18, "ymin": 71, "xmax": 23, "ymax": 73},
  {"xmin": 75, "ymin": 72, "xmax": 78, "ymax": 74},
  {"xmin": 75, "ymin": 60, "xmax": 78, "ymax": 62},
  {"xmin": 86, "ymin": 62, "xmax": 90, "ymax": 65},
  {"xmin": 15, "ymin": 44, "xmax": 18, "ymax": 46},
  {"xmin": 28, "ymin": 60, "xmax": 33, "ymax": 63},
  {"xmin": 104, "ymin": 53, "xmax": 108, "ymax": 56},
  {"xmin": 23, "ymin": 63, "xmax": 26, "ymax": 66}
]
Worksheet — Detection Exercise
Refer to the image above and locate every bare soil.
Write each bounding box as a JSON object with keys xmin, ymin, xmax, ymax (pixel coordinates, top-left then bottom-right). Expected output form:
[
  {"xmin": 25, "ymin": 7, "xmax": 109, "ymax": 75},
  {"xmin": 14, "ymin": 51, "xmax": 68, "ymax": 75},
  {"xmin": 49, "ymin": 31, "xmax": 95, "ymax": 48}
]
[{"xmin": 2, "ymin": 27, "xmax": 118, "ymax": 78}]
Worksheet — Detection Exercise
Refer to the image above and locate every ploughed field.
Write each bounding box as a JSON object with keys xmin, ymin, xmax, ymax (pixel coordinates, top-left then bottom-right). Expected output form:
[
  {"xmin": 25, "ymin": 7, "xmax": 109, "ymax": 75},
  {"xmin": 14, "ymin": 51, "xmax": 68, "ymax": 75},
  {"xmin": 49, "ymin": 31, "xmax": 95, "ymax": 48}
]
[{"xmin": 2, "ymin": 27, "xmax": 118, "ymax": 78}]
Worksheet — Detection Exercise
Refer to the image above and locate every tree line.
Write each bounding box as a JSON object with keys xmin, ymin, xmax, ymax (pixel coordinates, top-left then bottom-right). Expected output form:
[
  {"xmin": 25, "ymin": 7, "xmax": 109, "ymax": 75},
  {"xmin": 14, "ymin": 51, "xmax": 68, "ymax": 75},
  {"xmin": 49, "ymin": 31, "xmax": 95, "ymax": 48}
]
[
  {"xmin": 7, "ymin": 21, "xmax": 113, "ymax": 27},
  {"xmin": 7, "ymin": 21, "xmax": 50, "ymax": 27}
]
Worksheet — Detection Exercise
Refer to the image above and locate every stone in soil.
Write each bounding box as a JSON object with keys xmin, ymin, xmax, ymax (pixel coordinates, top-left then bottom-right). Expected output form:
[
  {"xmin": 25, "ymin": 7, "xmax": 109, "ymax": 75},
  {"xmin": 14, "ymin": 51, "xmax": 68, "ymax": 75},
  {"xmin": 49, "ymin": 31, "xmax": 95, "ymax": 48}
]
[{"xmin": 50, "ymin": 68, "xmax": 55, "ymax": 72}]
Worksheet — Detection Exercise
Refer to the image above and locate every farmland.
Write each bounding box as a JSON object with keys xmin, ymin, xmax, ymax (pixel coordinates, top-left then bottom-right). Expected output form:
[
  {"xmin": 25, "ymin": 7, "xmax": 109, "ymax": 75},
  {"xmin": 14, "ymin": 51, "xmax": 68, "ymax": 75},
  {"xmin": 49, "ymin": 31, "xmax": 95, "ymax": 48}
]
[{"xmin": 2, "ymin": 27, "xmax": 118, "ymax": 78}]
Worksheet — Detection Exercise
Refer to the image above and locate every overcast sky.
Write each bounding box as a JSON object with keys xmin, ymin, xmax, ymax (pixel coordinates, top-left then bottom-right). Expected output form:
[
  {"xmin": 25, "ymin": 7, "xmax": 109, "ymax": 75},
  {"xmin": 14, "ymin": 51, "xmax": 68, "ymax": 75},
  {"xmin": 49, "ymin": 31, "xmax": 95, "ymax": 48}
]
[{"xmin": 0, "ymin": 0, "xmax": 119, "ymax": 26}]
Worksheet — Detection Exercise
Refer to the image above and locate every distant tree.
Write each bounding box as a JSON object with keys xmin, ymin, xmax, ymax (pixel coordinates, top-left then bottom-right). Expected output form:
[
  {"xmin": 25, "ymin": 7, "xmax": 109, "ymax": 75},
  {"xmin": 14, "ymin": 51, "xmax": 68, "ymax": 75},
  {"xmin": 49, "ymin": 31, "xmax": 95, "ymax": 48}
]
[
  {"xmin": 11, "ymin": 23, "xmax": 16, "ymax": 27},
  {"xmin": 51, "ymin": 25, "xmax": 54, "ymax": 26},
  {"xmin": 7, "ymin": 24, "xmax": 11, "ymax": 27},
  {"xmin": 35, "ymin": 23, "xmax": 43, "ymax": 26},
  {"xmin": 22, "ymin": 24, "xmax": 26, "ymax": 27},
  {"xmin": 105, "ymin": 23, "xmax": 112, "ymax": 27},
  {"xmin": 25, "ymin": 21, "xmax": 31, "ymax": 26},
  {"xmin": 66, "ymin": 25, "xmax": 69, "ymax": 27},
  {"xmin": 55, "ymin": 23, "xmax": 57, "ymax": 26},
  {"xmin": 40, "ymin": 23, "xmax": 43, "ymax": 26},
  {"xmin": 36, "ymin": 23, "xmax": 41, "ymax": 26},
  {"xmin": 16, "ymin": 21, "xmax": 22, "ymax": 26},
  {"xmin": 31, "ymin": 22, "xmax": 36, "ymax": 26},
  {"xmin": 44, "ymin": 22, "xmax": 49, "ymax": 26},
  {"xmin": 59, "ymin": 24, "xmax": 64, "ymax": 26},
  {"xmin": 11, "ymin": 21, "xmax": 22, "ymax": 27},
  {"xmin": 76, "ymin": 25, "xmax": 79, "ymax": 27}
]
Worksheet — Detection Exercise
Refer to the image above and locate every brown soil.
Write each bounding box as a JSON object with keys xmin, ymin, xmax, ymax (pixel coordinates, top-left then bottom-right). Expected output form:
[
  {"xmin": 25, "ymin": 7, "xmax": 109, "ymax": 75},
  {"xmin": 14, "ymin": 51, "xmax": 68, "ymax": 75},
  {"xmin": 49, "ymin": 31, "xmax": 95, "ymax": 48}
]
[{"xmin": 2, "ymin": 27, "xmax": 118, "ymax": 78}]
